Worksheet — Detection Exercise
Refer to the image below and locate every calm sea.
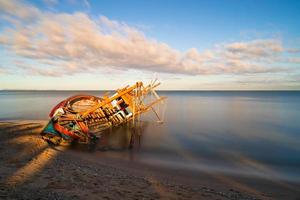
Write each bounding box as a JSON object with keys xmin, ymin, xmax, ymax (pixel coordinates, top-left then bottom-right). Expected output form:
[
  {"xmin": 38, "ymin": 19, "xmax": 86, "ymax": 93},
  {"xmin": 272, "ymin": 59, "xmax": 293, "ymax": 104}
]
[{"xmin": 0, "ymin": 91, "xmax": 300, "ymax": 182}]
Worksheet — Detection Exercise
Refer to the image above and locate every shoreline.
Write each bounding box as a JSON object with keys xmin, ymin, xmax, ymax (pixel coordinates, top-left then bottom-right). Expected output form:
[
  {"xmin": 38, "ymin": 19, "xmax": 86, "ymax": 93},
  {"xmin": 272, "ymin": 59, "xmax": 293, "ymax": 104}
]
[{"xmin": 0, "ymin": 120, "xmax": 299, "ymax": 199}]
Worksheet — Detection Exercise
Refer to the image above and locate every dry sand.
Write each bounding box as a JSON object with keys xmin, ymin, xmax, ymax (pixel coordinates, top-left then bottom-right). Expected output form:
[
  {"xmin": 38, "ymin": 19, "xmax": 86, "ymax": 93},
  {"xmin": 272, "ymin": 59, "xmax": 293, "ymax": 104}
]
[{"xmin": 0, "ymin": 120, "xmax": 299, "ymax": 200}]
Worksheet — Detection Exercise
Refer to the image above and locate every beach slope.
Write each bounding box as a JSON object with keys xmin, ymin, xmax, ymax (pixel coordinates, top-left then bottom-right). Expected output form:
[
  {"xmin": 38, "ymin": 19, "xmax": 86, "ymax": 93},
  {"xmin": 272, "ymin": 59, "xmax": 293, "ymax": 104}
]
[{"xmin": 0, "ymin": 121, "xmax": 299, "ymax": 200}]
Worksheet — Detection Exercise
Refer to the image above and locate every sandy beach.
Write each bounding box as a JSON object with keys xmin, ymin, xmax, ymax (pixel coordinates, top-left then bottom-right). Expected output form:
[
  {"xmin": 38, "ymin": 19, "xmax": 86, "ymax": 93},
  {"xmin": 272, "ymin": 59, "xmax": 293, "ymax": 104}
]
[{"xmin": 0, "ymin": 120, "xmax": 299, "ymax": 200}]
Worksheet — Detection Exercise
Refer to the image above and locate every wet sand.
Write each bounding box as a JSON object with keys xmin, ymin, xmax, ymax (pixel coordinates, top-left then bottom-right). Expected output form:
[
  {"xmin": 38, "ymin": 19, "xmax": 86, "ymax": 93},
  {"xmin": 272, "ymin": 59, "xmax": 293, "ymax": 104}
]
[{"xmin": 0, "ymin": 121, "xmax": 299, "ymax": 200}]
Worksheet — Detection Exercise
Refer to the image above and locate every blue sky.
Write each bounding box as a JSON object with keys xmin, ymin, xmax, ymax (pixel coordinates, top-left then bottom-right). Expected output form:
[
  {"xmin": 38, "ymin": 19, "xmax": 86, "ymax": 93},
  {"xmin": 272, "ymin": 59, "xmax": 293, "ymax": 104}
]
[{"xmin": 0, "ymin": 0, "xmax": 300, "ymax": 90}]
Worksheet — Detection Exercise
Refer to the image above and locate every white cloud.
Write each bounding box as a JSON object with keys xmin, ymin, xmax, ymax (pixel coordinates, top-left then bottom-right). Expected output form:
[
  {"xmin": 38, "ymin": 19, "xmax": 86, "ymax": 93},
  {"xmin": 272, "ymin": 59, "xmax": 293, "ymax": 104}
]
[
  {"xmin": 287, "ymin": 57, "xmax": 300, "ymax": 63},
  {"xmin": 0, "ymin": 0, "xmax": 298, "ymax": 77},
  {"xmin": 224, "ymin": 39, "xmax": 283, "ymax": 60},
  {"xmin": 0, "ymin": 0, "xmax": 41, "ymax": 20},
  {"xmin": 287, "ymin": 48, "xmax": 300, "ymax": 53},
  {"xmin": 0, "ymin": 68, "xmax": 7, "ymax": 75}
]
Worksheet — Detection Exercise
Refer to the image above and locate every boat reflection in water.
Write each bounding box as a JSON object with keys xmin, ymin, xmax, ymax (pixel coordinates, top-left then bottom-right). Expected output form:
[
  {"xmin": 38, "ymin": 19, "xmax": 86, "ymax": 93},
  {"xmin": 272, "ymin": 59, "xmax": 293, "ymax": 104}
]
[
  {"xmin": 98, "ymin": 120, "xmax": 148, "ymax": 150},
  {"xmin": 71, "ymin": 120, "xmax": 149, "ymax": 152}
]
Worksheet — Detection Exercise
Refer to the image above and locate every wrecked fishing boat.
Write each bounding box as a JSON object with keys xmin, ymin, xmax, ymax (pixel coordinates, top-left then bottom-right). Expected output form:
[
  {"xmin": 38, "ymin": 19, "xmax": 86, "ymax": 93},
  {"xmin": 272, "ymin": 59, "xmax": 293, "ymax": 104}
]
[{"xmin": 41, "ymin": 80, "xmax": 166, "ymax": 145}]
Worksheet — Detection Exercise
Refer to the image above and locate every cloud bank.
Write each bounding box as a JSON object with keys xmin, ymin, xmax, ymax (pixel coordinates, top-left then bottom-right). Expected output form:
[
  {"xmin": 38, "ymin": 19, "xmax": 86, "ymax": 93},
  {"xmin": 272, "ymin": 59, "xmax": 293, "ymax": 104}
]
[{"xmin": 0, "ymin": 0, "xmax": 298, "ymax": 77}]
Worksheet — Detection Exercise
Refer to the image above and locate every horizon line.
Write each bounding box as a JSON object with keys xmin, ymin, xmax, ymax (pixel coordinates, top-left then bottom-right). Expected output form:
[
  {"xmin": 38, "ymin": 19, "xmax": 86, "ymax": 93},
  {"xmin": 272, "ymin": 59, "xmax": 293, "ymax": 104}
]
[{"xmin": 1, "ymin": 89, "xmax": 300, "ymax": 92}]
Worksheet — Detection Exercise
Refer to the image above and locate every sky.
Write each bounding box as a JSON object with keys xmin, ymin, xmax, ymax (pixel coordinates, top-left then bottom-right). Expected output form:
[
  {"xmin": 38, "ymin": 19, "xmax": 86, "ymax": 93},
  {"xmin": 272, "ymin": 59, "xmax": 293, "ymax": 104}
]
[{"xmin": 0, "ymin": 0, "xmax": 300, "ymax": 90}]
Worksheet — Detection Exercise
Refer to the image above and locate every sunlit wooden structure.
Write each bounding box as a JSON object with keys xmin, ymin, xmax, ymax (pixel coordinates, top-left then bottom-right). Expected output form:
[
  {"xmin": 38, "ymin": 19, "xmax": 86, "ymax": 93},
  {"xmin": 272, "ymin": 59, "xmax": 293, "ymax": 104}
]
[{"xmin": 41, "ymin": 80, "xmax": 166, "ymax": 144}]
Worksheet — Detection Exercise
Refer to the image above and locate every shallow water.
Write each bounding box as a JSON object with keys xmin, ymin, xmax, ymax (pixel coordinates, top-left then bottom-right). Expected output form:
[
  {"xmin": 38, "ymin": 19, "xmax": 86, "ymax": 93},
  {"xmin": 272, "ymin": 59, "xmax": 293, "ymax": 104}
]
[{"xmin": 1, "ymin": 90, "xmax": 300, "ymax": 181}]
